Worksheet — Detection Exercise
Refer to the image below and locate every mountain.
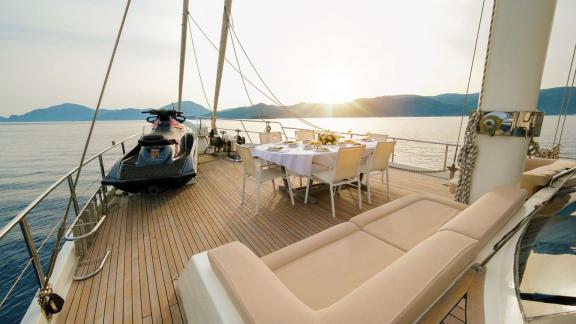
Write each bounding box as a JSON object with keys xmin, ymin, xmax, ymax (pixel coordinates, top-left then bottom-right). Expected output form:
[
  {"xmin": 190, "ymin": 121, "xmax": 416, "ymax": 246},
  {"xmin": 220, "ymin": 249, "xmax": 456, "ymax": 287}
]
[
  {"xmin": 213, "ymin": 87, "xmax": 575, "ymax": 119},
  {"xmin": 1, "ymin": 87, "xmax": 574, "ymax": 122},
  {"xmin": 0, "ymin": 102, "xmax": 211, "ymax": 122}
]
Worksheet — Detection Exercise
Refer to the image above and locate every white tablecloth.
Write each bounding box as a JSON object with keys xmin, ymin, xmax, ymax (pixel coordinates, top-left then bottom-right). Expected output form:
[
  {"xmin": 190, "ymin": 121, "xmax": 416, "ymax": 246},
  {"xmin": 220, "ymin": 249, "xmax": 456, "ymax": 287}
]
[{"xmin": 252, "ymin": 142, "xmax": 378, "ymax": 176}]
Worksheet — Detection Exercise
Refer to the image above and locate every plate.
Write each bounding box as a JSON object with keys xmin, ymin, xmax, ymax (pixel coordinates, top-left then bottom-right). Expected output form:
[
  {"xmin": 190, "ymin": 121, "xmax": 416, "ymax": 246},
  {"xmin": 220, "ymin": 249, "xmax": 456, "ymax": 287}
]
[
  {"xmin": 266, "ymin": 146, "xmax": 284, "ymax": 152},
  {"xmin": 315, "ymin": 147, "xmax": 331, "ymax": 152}
]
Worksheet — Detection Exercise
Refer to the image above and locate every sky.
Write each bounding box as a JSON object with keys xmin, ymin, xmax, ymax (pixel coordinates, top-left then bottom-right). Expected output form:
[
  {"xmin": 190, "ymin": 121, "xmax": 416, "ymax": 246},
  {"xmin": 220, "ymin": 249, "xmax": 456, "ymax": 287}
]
[{"xmin": 0, "ymin": 0, "xmax": 575, "ymax": 116}]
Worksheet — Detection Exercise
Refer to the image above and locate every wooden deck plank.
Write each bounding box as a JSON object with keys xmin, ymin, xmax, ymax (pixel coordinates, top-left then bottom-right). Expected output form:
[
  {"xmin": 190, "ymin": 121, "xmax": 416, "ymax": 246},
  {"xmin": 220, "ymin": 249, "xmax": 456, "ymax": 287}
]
[{"xmin": 58, "ymin": 158, "xmax": 453, "ymax": 323}]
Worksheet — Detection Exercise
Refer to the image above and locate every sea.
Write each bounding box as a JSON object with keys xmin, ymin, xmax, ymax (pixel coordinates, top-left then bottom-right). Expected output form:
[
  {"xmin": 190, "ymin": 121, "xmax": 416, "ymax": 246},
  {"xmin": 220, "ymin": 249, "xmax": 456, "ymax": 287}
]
[{"xmin": 0, "ymin": 116, "xmax": 574, "ymax": 322}]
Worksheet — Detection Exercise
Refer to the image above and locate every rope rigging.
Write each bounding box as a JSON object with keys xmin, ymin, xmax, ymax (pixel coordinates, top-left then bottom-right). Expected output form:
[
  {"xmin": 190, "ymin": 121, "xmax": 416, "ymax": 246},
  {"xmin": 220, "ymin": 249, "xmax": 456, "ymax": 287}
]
[
  {"xmin": 186, "ymin": 14, "xmax": 212, "ymax": 112},
  {"xmin": 187, "ymin": 12, "xmax": 325, "ymax": 131},
  {"xmin": 553, "ymin": 42, "xmax": 576, "ymax": 147},
  {"xmin": 454, "ymin": 0, "xmax": 498, "ymax": 204},
  {"xmin": 452, "ymin": 0, "xmax": 487, "ymax": 168}
]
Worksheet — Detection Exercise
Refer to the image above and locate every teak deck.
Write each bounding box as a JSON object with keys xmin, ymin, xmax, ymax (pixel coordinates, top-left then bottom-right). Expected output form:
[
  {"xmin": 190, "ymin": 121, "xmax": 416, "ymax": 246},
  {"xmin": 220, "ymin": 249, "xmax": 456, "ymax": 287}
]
[{"xmin": 58, "ymin": 157, "xmax": 461, "ymax": 323}]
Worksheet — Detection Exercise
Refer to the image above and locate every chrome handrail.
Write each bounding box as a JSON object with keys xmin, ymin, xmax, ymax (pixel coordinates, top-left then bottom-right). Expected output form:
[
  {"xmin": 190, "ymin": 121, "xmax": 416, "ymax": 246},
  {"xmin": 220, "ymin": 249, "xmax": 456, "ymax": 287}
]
[
  {"xmin": 0, "ymin": 132, "xmax": 141, "ymax": 314},
  {"xmin": 0, "ymin": 133, "xmax": 140, "ymax": 241}
]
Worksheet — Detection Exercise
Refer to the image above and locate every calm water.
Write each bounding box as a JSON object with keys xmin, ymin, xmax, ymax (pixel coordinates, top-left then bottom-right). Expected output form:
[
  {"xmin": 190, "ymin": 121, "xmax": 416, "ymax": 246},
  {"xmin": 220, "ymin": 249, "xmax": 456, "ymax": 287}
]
[{"xmin": 0, "ymin": 116, "xmax": 574, "ymax": 322}]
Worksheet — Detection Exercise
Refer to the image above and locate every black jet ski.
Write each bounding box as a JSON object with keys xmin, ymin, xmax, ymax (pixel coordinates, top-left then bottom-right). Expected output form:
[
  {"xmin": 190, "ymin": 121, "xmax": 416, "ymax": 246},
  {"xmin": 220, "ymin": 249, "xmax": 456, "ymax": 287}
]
[{"xmin": 102, "ymin": 109, "xmax": 196, "ymax": 194}]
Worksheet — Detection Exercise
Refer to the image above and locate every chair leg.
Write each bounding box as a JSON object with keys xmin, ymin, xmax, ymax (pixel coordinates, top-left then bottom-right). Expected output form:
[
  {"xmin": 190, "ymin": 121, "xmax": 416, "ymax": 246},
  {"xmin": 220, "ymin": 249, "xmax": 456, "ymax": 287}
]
[
  {"xmin": 272, "ymin": 179, "xmax": 276, "ymax": 194},
  {"xmin": 255, "ymin": 180, "xmax": 261, "ymax": 213},
  {"xmin": 285, "ymin": 171, "xmax": 295, "ymax": 206},
  {"xmin": 305, "ymin": 178, "xmax": 311, "ymax": 204},
  {"xmin": 330, "ymin": 185, "xmax": 336, "ymax": 218},
  {"xmin": 241, "ymin": 176, "xmax": 246, "ymax": 204},
  {"xmin": 386, "ymin": 168, "xmax": 390, "ymax": 200},
  {"xmin": 357, "ymin": 179, "xmax": 362, "ymax": 209},
  {"xmin": 366, "ymin": 173, "xmax": 371, "ymax": 204}
]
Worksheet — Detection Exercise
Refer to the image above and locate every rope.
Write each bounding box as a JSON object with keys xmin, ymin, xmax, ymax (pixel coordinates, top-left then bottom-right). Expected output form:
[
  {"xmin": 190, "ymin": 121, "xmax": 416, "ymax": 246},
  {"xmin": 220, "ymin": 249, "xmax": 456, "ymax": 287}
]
[
  {"xmin": 454, "ymin": 0, "xmax": 498, "ymax": 204},
  {"xmin": 553, "ymin": 42, "xmax": 576, "ymax": 146},
  {"xmin": 42, "ymin": 0, "xmax": 132, "ymax": 290},
  {"xmin": 453, "ymin": 0, "xmax": 487, "ymax": 165},
  {"xmin": 224, "ymin": 12, "xmax": 323, "ymax": 130},
  {"xmin": 188, "ymin": 13, "xmax": 324, "ymax": 131},
  {"xmin": 186, "ymin": 14, "xmax": 212, "ymax": 111},
  {"xmin": 454, "ymin": 111, "xmax": 482, "ymax": 204}
]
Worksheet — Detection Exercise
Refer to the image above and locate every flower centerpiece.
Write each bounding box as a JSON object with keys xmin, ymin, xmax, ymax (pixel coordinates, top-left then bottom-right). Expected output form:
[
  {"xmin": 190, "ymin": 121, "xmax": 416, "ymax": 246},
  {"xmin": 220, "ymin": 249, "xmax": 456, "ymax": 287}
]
[{"xmin": 318, "ymin": 131, "xmax": 339, "ymax": 145}]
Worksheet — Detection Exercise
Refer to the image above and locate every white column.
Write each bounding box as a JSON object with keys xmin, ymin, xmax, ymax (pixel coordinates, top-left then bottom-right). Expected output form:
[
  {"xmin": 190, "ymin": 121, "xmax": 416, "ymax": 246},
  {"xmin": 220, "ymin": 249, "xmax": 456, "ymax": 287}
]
[{"xmin": 469, "ymin": 0, "xmax": 557, "ymax": 202}]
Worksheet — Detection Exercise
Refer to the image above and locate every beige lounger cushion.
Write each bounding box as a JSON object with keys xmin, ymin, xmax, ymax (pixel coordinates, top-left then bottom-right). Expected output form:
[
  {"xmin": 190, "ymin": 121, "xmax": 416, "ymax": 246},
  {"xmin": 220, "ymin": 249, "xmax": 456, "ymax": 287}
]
[
  {"xmin": 207, "ymin": 242, "xmax": 315, "ymax": 324},
  {"xmin": 521, "ymin": 159, "xmax": 576, "ymax": 196},
  {"xmin": 349, "ymin": 194, "xmax": 466, "ymax": 250},
  {"xmin": 317, "ymin": 231, "xmax": 479, "ymax": 324},
  {"xmin": 271, "ymin": 230, "xmax": 404, "ymax": 309},
  {"xmin": 440, "ymin": 186, "xmax": 527, "ymax": 245},
  {"xmin": 204, "ymin": 186, "xmax": 526, "ymax": 324}
]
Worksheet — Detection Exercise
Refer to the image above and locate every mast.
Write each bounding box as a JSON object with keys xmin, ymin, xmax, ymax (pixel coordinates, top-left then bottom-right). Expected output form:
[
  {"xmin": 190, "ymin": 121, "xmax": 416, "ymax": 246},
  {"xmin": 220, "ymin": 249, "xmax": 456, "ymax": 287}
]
[
  {"xmin": 177, "ymin": 0, "xmax": 190, "ymax": 112},
  {"xmin": 468, "ymin": 0, "xmax": 557, "ymax": 202},
  {"xmin": 212, "ymin": 0, "xmax": 233, "ymax": 130}
]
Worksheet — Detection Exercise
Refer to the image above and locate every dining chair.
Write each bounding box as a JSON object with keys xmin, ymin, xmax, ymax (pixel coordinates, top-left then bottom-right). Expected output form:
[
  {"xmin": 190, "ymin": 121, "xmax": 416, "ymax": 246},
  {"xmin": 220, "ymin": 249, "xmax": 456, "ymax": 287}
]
[
  {"xmin": 237, "ymin": 145, "xmax": 294, "ymax": 213},
  {"xmin": 305, "ymin": 145, "xmax": 365, "ymax": 218},
  {"xmin": 259, "ymin": 132, "xmax": 282, "ymax": 144},
  {"xmin": 295, "ymin": 130, "xmax": 315, "ymax": 141},
  {"xmin": 360, "ymin": 141, "xmax": 396, "ymax": 203}
]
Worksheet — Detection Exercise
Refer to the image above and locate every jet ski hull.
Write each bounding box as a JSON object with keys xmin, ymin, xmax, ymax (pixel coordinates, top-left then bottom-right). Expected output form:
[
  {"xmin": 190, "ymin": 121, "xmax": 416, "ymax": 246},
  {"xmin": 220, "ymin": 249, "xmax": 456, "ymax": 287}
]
[{"xmin": 102, "ymin": 153, "xmax": 196, "ymax": 194}]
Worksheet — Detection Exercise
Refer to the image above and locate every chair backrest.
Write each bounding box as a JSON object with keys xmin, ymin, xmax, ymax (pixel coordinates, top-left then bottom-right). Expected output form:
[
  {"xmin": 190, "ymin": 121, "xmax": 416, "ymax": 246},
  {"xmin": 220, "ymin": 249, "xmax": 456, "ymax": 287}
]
[
  {"xmin": 295, "ymin": 130, "xmax": 315, "ymax": 141},
  {"xmin": 368, "ymin": 141, "xmax": 396, "ymax": 172},
  {"xmin": 237, "ymin": 145, "xmax": 257, "ymax": 177},
  {"xmin": 333, "ymin": 145, "xmax": 365, "ymax": 182},
  {"xmin": 259, "ymin": 132, "xmax": 282, "ymax": 144}
]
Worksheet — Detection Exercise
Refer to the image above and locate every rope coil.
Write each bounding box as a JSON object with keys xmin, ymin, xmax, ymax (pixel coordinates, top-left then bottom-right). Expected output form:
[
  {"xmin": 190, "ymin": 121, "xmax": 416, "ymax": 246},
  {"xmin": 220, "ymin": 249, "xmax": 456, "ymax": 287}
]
[{"xmin": 454, "ymin": 111, "xmax": 482, "ymax": 204}]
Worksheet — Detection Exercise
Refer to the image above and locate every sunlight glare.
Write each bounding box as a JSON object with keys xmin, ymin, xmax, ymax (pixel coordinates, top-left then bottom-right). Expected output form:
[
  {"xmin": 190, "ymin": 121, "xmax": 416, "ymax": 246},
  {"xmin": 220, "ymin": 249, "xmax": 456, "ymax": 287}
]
[{"xmin": 310, "ymin": 73, "xmax": 353, "ymax": 104}]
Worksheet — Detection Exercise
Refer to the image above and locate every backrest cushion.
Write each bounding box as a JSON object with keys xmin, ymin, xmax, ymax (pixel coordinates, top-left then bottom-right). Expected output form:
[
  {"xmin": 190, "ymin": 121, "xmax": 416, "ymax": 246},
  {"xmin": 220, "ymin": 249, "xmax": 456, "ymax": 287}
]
[{"xmin": 439, "ymin": 187, "xmax": 527, "ymax": 246}]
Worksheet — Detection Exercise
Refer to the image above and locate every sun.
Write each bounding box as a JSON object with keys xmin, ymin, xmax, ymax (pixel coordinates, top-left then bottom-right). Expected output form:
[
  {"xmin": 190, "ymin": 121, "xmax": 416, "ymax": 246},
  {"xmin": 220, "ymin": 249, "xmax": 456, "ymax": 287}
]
[{"xmin": 310, "ymin": 73, "xmax": 354, "ymax": 104}]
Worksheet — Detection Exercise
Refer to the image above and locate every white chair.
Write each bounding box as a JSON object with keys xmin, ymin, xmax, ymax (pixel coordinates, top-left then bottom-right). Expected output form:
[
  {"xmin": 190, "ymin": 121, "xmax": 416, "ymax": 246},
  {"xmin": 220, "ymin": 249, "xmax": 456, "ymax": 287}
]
[
  {"xmin": 259, "ymin": 132, "xmax": 282, "ymax": 144},
  {"xmin": 237, "ymin": 145, "xmax": 294, "ymax": 213},
  {"xmin": 360, "ymin": 141, "xmax": 396, "ymax": 203},
  {"xmin": 305, "ymin": 145, "xmax": 365, "ymax": 218},
  {"xmin": 295, "ymin": 130, "xmax": 315, "ymax": 141}
]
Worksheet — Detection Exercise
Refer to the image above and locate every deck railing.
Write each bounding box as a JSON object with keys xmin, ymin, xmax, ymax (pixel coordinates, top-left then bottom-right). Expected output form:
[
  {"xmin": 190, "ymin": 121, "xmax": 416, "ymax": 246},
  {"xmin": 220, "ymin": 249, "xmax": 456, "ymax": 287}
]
[
  {"xmin": 189, "ymin": 117, "xmax": 460, "ymax": 176},
  {"xmin": 0, "ymin": 133, "xmax": 141, "ymax": 319}
]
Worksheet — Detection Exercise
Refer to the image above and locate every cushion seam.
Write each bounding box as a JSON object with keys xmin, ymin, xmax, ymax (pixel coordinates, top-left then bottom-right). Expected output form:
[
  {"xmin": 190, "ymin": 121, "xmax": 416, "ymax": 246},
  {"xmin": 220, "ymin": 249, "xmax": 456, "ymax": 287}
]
[
  {"xmin": 353, "ymin": 198, "xmax": 464, "ymax": 228},
  {"xmin": 359, "ymin": 229, "xmax": 408, "ymax": 252}
]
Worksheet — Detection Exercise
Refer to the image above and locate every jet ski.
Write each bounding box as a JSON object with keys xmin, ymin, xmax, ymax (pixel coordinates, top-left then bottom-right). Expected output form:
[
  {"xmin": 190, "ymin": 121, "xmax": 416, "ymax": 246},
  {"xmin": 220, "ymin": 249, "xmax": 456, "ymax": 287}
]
[{"xmin": 102, "ymin": 109, "xmax": 196, "ymax": 194}]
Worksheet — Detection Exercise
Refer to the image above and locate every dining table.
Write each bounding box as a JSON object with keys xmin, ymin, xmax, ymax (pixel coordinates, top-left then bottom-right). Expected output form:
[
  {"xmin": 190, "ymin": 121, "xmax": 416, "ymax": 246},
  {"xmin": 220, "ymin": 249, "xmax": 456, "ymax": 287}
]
[{"xmin": 252, "ymin": 140, "xmax": 379, "ymax": 202}]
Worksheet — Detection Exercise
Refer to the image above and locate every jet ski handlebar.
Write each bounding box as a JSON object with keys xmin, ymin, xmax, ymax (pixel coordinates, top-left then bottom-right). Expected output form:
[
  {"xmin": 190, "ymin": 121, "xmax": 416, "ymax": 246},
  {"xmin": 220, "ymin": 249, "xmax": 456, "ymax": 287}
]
[{"xmin": 142, "ymin": 109, "xmax": 186, "ymax": 123}]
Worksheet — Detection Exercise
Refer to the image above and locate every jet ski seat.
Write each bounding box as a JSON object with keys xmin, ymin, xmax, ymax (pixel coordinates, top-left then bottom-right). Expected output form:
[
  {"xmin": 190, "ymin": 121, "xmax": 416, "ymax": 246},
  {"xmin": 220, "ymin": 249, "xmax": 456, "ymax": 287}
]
[
  {"xmin": 138, "ymin": 134, "xmax": 178, "ymax": 146},
  {"xmin": 176, "ymin": 187, "xmax": 527, "ymax": 324}
]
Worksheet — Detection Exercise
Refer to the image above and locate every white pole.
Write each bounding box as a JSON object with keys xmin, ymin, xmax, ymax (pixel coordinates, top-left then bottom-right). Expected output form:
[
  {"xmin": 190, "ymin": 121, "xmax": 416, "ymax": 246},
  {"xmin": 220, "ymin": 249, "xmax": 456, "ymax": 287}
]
[
  {"xmin": 469, "ymin": 0, "xmax": 556, "ymax": 202},
  {"xmin": 212, "ymin": 0, "xmax": 233, "ymax": 130},
  {"xmin": 177, "ymin": 0, "xmax": 190, "ymax": 113}
]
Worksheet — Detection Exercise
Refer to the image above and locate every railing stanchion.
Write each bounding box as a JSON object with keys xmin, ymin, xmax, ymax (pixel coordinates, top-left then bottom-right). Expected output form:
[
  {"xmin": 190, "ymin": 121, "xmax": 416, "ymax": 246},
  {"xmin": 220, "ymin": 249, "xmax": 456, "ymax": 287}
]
[
  {"xmin": 67, "ymin": 175, "xmax": 80, "ymax": 216},
  {"xmin": 98, "ymin": 155, "xmax": 108, "ymax": 214},
  {"xmin": 240, "ymin": 120, "xmax": 252, "ymax": 143},
  {"xmin": 19, "ymin": 218, "xmax": 45, "ymax": 287},
  {"xmin": 443, "ymin": 144, "xmax": 449, "ymax": 171},
  {"xmin": 121, "ymin": 142, "xmax": 126, "ymax": 155}
]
